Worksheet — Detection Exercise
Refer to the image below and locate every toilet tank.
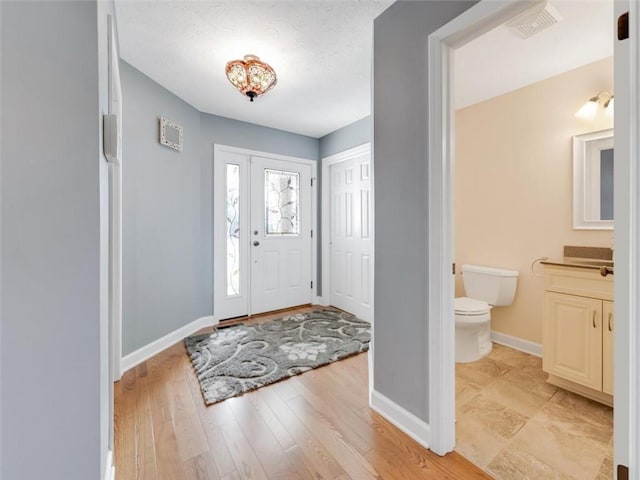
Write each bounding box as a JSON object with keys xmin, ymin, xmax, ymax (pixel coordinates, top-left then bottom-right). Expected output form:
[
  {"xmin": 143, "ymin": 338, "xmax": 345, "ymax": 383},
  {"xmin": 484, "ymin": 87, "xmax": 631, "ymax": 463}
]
[{"xmin": 461, "ymin": 264, "xmax": 519, "ymax": 306}]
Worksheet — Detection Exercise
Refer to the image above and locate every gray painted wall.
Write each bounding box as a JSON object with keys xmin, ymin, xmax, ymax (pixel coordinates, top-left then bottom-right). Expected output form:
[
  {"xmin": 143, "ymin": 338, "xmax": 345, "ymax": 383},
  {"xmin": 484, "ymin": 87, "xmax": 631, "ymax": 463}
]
[
  {"xmin": 1, "ymin": 2, "xmax": 107, "ymax": 478},
  {"xmin": 121, "ymin": 61, "xmax": 204, "ymax": 357},
  {"xmin": 121, "ymin": 61, "xmax": 319, "ymax": 355},
  {"xmin": 319, "ymin": 116, "xmax": 371, "ymax": 159},
  {"xmin": 373, "ymin": 0, "xmax": 477, "ymax": 421}
]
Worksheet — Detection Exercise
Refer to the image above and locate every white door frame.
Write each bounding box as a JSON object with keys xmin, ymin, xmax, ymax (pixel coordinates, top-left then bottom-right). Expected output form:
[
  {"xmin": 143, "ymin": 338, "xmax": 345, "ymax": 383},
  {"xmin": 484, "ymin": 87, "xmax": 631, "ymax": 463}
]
[
  {"xmin": 321, "ymin": 142, "xmax": 374, "ymax": 397},
  {"xmin": 613, "ymin": 0, "xmax": 639, "ymax": 475},
  {"xmin": 427, "ymin": 1, "xmax": 639, "ymax": 471},
  {"xmin": 213, "ymin": 144, "xmax": 318, "ymax": 322},
  {"xmin": 106, "ymin": 14, "xmax": 123, "ymax": 382}
]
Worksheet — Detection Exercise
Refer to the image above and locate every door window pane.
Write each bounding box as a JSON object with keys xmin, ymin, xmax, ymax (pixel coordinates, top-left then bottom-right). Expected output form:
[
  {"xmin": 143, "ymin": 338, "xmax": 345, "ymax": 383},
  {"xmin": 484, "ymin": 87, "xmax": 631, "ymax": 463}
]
[
  {"xmin": 265, "ymin": 169, "xmax": 300, "ymax": 236},
  {"xmin": 226, "ymin": 164, "xmax": 240, "ymax": 296}
]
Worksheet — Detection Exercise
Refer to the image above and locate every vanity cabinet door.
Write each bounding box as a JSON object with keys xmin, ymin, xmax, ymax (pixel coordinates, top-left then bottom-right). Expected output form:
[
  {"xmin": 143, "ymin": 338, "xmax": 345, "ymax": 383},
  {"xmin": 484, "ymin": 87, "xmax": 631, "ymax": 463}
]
[
  {"xmin": 602, "ymin": 300, "xmax": 614, "ymax": 395},
  {"xmin": 543, "ymin": 292, "xmax": 603, "ymax": 390}
]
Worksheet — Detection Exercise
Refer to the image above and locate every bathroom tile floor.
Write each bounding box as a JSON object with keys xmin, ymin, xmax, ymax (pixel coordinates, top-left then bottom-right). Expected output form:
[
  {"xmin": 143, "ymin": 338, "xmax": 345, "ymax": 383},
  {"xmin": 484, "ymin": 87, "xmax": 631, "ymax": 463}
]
[{"xmin": 455, "ymin": 343, "xmax": 613, "ymax": 480}]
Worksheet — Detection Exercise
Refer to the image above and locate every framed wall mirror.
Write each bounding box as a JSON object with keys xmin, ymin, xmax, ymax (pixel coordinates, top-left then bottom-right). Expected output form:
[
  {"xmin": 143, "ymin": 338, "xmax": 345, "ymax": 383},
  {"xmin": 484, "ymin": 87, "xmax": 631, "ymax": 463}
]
[{"xmin": 573, "ymin": 128, "xmax": 614, "ymax": 230}]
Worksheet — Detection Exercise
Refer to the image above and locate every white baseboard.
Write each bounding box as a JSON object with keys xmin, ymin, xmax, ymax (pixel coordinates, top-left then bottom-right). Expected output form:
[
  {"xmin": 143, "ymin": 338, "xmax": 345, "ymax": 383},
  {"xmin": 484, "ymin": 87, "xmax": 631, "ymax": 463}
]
[
  {"xmin": 370, "ymin": 389, "xmax": 431, "ymax": 450},
  {"xmin": 104, "ymin": 449, "xmax": 115, "ymax": 480},
  {"xmin": 120, "ymin": 315, "xmax": 216, "ymax": 374},
  {"xmin": 491, "ymin": 330, "xmax": 543, "ymax": 358}
]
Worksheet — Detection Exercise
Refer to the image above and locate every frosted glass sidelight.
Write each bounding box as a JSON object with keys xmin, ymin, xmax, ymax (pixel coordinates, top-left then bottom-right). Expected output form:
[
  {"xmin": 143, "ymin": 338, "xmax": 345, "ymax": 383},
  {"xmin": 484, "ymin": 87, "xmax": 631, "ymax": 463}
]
[
  {"xmin": 265, "ymin": 169, "xmax": 300, "ymax": 236},
  {"xmin": 226, "ymin": 164, "xmax": 240, "ymax": 296}
]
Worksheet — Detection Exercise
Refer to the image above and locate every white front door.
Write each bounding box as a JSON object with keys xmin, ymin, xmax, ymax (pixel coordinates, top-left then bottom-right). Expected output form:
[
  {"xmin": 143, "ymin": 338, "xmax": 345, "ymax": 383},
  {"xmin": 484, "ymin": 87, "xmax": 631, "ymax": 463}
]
[
  {"xmin": 213, "ymin": 146, "xmax": 315, "ymax": 321},
  {"xmin": 250, "ymin": 156, "xmax": 312, "ymax": 314},
  {"xmin": 329, "ymin": 151, "xmax": 372, "ymax": 321}
]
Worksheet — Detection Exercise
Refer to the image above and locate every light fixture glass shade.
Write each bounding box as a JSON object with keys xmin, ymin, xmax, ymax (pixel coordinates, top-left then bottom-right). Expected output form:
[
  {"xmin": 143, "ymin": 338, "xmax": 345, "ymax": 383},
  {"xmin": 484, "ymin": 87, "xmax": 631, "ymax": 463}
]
[
  {"xmin": 605, "ymin": 97, "xmax": 614, "ymax": 117},
  {"xmin": 575, "ymin": 98, "xmax": 599, "ymax": 119},
  {"xmin": 225, "ymin": 54, "xmax": 277, "ymax": 102}
]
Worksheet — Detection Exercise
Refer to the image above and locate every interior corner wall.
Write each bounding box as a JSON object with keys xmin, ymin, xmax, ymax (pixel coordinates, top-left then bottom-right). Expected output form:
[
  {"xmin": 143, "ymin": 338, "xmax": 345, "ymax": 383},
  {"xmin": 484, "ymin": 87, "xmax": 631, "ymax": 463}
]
[
  {"xmin": 373, "ymin": 0, "xmax": 478, "ymax": 422},
  {"xmin": 455, "ymin": 57, "xmax": 614, "ymax": 345},
  {"xmin": 120, "ymin": 61, "xmax": 319, "ymax": 357},
  {"xmin": 1, "ymin": 2, "xmax": 103, "ymax": 479},
  {"xmin": 319, "ymin": 116, "xmax": 371, "ymax": 159}
]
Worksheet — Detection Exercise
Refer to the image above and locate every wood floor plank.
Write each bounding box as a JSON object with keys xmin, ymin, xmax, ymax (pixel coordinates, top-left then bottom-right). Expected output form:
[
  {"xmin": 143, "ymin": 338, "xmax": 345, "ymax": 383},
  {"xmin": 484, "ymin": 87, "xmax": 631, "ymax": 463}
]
[
  {"xmin": 245, "ymin": 389, "xmax": 296, "ymax": 452},
  {"xmin": 153, "ymin": 419, "xmax": 188, "ymax": 480},
  {"xmin": 219, "ymin": 415, "xmax": 270, "ymax": 480},
  {"xmin": 133, "ymin": 367, "xmax": 158, "ymax": 480},
  {"xmin": 363, "ymin": 447, "xmax": 439, "ymax": 480},
  {"xmin": 183, "ymin": 453, "xmax": 221, "ymax": 480},
  {"xmin": 114, "ymin": 371, "xmax": 137, "ymax": 480},
  {"xmin": 286, "ymin": 395, "xmax": 382, "ymax": 480},
  {"xmin": 227, "ymin": 394, "xmax": 311, "ymax": 479},
  {"xmin": 115, "ymin": 305, "xmax": 493, "ymax": 480},
  {"xmin": 288, "ymin": 374, "xmax": 374, "ymax": 454},
  {"xmin": 220, "ymin": 472, "xmax": 242, "ymax": 480},
  {"xmin": 182, "ymin": 354, "xmax": 239, "ymax": 477},
  {"xmin": 258, "ymin": 386, "xmax": 348, "ymax": 480},
  {"xmin": 167, "ymin": 373, "xmax": 209, "ymax": 462}
]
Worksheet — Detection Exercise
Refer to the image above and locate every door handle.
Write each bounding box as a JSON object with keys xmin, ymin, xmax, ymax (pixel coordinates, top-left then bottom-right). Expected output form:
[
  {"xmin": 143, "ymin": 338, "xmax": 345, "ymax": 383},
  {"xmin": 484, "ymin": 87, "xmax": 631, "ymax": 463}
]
[
  {"xmin": 253, "ymin": 241, "xmax": 260, "ymax": 246},
  {"xmin": 593, "ymin": 310, "xmax": 597, "ymax": 328},
  {"xmin": 608, "ymin": 312, "xmax": 613, "ymax": 332}
]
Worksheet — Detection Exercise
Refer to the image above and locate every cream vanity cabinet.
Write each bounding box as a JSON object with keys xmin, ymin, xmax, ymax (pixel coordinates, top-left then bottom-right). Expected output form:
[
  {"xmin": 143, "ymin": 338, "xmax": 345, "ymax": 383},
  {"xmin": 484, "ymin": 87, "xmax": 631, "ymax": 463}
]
[{"xmin": 543, "ymin": 264, "xmax": 613, "ymax": 404}]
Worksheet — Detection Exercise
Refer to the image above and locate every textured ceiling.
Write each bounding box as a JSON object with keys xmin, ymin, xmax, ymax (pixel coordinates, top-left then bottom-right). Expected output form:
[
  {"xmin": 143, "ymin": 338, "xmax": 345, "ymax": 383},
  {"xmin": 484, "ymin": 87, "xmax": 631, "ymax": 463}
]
[
  {"xmin": 116, "ymin": 1, "xmax": 612, "ymax": 138},
  {"xmin": 455, "ymin": 0, "xmax": 613, "ymax": 109},
  {"xmin": 115, "ymin": 0, "xmax": 393, "ymax": 138}
]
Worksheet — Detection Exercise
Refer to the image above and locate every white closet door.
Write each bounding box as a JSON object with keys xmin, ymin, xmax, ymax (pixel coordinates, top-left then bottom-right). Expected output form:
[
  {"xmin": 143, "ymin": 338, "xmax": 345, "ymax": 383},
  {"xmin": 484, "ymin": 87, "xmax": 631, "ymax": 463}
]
[
  {"xmin": 330, "ymin": 153, "xmax": 372, "ymax": 321},
  {"xmin": 250, "ymin": 156, "xmax": 312, "ymax": 314}
]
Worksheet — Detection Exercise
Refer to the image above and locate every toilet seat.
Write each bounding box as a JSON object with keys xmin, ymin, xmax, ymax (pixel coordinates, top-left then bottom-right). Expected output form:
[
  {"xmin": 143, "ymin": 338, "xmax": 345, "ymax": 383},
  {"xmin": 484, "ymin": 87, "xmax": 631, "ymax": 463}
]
[{"xmin": 455, "ymin": 297, "xmax": 490, "ymax": 316}]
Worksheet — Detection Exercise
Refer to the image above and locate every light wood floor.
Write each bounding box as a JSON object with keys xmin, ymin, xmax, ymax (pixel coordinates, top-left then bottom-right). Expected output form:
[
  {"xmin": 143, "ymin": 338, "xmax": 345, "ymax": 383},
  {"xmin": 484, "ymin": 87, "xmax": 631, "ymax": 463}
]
[{"xmin": 114, "ymin": 306, "xmax": 492, "ymax": 479}]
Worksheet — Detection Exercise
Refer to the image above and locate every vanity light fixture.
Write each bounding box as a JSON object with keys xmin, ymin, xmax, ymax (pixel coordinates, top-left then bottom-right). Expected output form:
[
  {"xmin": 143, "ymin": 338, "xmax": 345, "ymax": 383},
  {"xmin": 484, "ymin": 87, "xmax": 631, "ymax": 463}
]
[
  {"xmin": 225, "ymin": 54, "xmax": 277, "ymax": 102},
  {"xmin": 575, "ymin": 91, "xmax": 614, "ymax": 120},
  {"xmin": 604, "ymin": 96, "xmax": 614, "ymax": 118}
]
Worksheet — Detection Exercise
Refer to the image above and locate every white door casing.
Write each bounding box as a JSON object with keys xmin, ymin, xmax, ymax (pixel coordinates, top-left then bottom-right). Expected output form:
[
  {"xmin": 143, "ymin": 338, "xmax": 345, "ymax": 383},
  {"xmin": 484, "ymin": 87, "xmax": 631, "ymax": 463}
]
[
  {"xmin": 613, "ymin": 0, "xmax": 639, "ymax": 476},
  {"xmin": 250, "ymin": 156, "xmax": 312, "ymax": 314},
  {"xmin": 327, "ymin": 147, "xmax": 373, "ymax": 322},
  {"xmin": 107, "ymin": 14, "xmax": 123, "ymax": 383},
  {"xmin": 213, "ymin": 145, "xmax": 317, "ymax": 321}
]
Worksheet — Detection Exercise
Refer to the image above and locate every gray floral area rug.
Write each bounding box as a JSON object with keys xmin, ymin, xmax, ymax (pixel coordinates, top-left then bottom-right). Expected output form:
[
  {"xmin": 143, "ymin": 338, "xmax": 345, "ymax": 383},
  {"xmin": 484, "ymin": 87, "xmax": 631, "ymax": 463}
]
[{"xmin": 184, "ymin": 309, "xmax": 370, "ymax": 405}]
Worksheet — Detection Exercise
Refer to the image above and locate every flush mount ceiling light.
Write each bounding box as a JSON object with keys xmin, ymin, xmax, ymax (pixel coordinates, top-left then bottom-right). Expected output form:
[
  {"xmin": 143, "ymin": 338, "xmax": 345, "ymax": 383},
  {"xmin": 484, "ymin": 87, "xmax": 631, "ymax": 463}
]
[
  {"xmin": 225, "ymin": 54, "xmax": 277, "ymax": 102},
  {"xmin": 575, "ymin": 91, "xmax": 614, "ymax": 120}
]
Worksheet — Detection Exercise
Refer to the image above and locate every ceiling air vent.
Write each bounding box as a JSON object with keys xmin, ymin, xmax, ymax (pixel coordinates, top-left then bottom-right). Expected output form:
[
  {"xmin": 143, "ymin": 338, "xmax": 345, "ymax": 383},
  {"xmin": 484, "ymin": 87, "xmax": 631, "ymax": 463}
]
[{"xmin": 507, "ymin": 2, "xmax": 562, "ymax": 39}]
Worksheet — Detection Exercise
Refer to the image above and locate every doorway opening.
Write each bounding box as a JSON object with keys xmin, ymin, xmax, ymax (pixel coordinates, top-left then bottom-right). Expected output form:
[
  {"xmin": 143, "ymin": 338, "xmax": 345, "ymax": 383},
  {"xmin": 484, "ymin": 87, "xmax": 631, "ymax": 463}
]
[
  {"xmin": 426, "ymin": 1, "xmax": 638, "ymax": 478},
  {"xmin": 450, "ymin": 3, "xmax": 614, "ymax": 478},
  {"xmin": 213, "ymin": 144, "xmax": 317, "ymax": 321},
  {"xmin": 321, "ymin": 143, "xmax": 373, "ymax": 323}
]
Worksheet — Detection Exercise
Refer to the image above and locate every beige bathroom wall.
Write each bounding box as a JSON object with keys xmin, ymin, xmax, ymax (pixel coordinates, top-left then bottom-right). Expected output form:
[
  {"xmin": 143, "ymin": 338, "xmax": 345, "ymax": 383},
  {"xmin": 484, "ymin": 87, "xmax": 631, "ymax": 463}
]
[{"xmin": 455, "ymin": 57, "xmax": 614, "ymax": 345}]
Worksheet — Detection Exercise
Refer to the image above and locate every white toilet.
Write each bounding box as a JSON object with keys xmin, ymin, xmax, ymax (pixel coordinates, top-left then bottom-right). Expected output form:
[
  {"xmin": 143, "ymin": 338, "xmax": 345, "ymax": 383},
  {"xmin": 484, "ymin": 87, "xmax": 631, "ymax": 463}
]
[{"xmin": 455, "ymin": 264, "xmax": 519, "ymax": 363}]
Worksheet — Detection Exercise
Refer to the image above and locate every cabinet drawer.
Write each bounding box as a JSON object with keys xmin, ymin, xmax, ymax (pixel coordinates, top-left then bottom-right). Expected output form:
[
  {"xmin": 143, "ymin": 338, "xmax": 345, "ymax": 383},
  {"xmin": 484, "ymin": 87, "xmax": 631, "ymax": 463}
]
[{"xmin": 544, "ymin": 265, "xmax": 613, "ymax": 300}]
